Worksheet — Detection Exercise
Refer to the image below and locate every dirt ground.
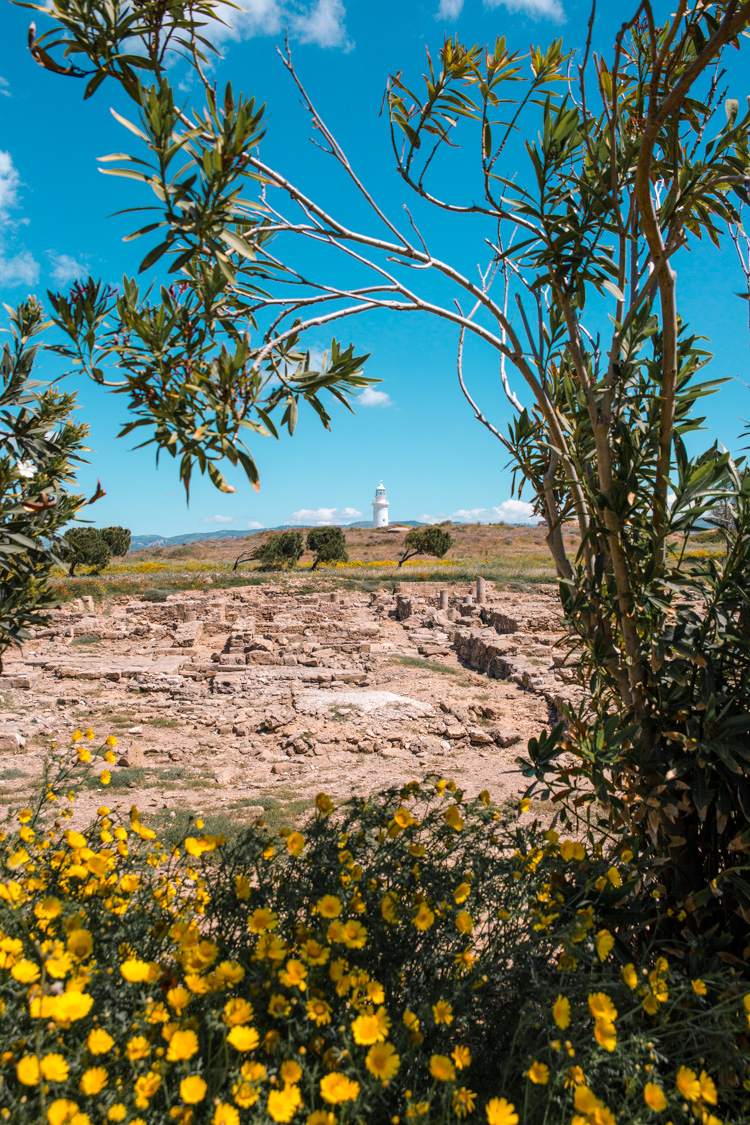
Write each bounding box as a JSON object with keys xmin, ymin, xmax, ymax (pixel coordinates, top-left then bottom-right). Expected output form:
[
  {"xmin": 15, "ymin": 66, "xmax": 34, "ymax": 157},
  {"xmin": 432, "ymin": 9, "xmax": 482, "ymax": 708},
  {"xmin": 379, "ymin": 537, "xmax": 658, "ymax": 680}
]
[{"xmin": 0, "ymin": 577, "xmax": 578, "ymax": 834}]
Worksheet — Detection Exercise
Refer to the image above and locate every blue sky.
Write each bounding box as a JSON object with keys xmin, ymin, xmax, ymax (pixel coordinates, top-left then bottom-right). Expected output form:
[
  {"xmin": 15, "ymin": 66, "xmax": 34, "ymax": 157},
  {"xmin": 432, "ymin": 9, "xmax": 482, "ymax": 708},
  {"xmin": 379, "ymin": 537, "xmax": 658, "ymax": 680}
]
[{"xmin": 1, "ymin": 0, "xmax": 749, "ymax": 536}]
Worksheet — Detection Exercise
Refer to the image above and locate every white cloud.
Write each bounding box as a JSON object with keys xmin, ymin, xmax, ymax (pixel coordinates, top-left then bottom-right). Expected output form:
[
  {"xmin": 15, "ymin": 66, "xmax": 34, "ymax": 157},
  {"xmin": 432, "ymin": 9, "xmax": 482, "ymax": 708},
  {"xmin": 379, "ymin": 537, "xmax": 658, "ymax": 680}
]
[
  {"xmin": 293, "ymin": 0, "xmax": 351, "ymax": 49},
  {"xmin": 484, "ymin": 0, "xmax": 565, "ymax": 20},
  {"xmin": 49, "ymin": 253, "xmax": 86, "ymax": 286},
  {"xmin": 0, "ymin": 151, "xmax": 40, "ymax": 290},
  {"xmin": 437, "ymin": 0, "xmax": 464, "ymax": 16},
  {"xmin": 290, "ymin": 506, "xmax": 362, "ymax": 525},
  {"xmin": 421, "ymin": 500, "xmax": 540, "ymax": 525},
  {"xmin": 0, "ymin": 250, "xmax": 39, "ymax": 288},
  {"xmin": 359, "ymin": 386, "xmax": 392, "ymax": 408},
  {"xmin": 0, "ymin": 151, "xmax": 21, "ymax": 220},
  {"xmin": 0, "ymin": 78, "xmax": 10, "ymax": 98},
  {"xmin": 246, "ymin": 520, "xmax": 265, "ymax": 529},
  {"xmin": 210, "ymin": 0, "xmax": 283, "ymax": 42},
  {"xmin": 210, "ymin": 0, "xmax": 351, "ymax": 48},
  {"xmin": 203, "ymin": 514, "xmax": 237, "ymax": 524}
]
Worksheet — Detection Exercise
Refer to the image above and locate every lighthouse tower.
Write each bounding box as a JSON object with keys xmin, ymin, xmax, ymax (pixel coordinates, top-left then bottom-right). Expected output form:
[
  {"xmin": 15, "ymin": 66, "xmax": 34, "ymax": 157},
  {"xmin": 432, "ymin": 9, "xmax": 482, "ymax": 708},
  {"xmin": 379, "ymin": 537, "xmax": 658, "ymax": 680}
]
[{"xmin": 372, "ymin": 482, "xmax": 390, "ymax": 529}]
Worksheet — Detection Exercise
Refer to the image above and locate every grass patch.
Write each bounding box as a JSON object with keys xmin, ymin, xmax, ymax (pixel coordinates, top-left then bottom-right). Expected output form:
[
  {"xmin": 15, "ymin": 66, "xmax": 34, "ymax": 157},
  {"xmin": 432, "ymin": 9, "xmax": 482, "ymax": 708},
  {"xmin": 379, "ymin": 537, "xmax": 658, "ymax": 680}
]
[
  {"xmin": 71, "ymin": 634, "xmax": 101, "ymax": 646},
  {"xmin": 0, "ymin": 768, "xmax": 28, "ymax": 781},
  {"xmin": 148, "ymin": 717, "xmax": 179, "ymax": 728},
  {"xmin": 145, "ymin": 798, "xmax": 314, "ymax": 848},
  {"xmin": 390, "ymin": 655, "xmax": 461, "ymax": 675},
  {"xmin": 84, "ymin": 766, "xmax": 215, "ymax": 790}
]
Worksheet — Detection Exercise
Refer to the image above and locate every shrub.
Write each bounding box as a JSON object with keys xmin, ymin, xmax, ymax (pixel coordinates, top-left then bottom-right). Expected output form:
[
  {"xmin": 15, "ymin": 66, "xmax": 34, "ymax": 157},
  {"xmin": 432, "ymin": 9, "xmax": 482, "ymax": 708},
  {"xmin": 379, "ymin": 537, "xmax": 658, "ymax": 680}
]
[
  {"xmin": 1, "ymin": 740, "xmax": 749, "ymax": 1124},
  {"xmin": 0, "ymin": 300, "xmax": 88, "ymax": 668},
  {"xmin": 63, "ymin": 526, "xmax": 132, "ymax": 576},
  {"xmin": 307, "ymin": 527, "xmax": 348, "ymax": 569},
  {"xmin": 398, "ymin": 527, "xmax": 453, "ymax": 567},
  {"xmin": 248, "ymin": 531, "xmax": 305, "ymax": 571}
]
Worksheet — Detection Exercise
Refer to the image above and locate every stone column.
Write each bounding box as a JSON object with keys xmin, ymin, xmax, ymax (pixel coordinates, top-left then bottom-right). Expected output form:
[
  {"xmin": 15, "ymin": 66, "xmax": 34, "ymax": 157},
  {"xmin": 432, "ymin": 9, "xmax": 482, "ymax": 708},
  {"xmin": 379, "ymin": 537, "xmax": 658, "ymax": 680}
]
[
  {"xmin": 476, "ymin": 577, "xmax": 486, "ymax": 604},
  {"xmin": 439, "ymin": 590, "xmax": 449, "ymax": 611}
]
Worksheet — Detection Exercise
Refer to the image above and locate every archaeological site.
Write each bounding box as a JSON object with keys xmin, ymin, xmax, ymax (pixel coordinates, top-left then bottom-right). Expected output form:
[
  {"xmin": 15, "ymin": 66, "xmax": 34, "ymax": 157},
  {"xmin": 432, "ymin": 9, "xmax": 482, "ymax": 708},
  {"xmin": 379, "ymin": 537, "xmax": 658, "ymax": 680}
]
[{"xmin": 0, "ymin": 577, "xmax": 579, "ymax": 830}]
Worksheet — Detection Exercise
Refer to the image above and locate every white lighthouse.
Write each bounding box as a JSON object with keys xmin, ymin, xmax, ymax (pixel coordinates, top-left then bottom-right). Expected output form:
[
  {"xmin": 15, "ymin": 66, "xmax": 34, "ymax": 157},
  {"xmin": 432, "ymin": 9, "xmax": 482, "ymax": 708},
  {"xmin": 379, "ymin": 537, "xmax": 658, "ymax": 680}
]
[{"xmin": 372, "ymin": 482, "xmax": 390, "ymax": 528}]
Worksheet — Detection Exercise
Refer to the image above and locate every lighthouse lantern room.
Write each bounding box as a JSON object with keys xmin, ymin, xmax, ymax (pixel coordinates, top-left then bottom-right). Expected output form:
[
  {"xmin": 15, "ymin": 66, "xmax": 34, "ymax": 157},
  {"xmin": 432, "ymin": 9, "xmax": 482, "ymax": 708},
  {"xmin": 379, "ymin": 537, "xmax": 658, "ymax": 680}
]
[{"xmin": 372, "ymin": 482, "xmax": 390, "ymax": 529}]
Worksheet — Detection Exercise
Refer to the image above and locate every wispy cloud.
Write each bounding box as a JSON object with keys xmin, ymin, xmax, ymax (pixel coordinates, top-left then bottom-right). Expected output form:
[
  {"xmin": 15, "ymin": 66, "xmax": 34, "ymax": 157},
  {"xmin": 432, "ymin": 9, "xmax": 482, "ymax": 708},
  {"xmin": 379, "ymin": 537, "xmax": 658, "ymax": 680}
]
[
  {"xmin": 438, "ymin": 0, "xmax": 564, "ymax": 20},
  {"xmin": 0, "ymin": 152, "xmax": 40, "ymax": 290},
  {"xmin": 246, "ymin": 520, "xmax": 265, "ymax": 529},
  {"xmin": 0, "ymin": 151, "xmax": 21, "ymax": 221},
  {"xmin": 0, "ymin": 250, "xmax": 39, "ymax": 288},
  {"xmin": 293, "ymin": 0, "xmax": 352, "ymax": 49},
  {"xmin": 290, "ymin": 506, "xmax": 362, "ymax": 525},
  {"xmin": 421, "ymin": 500, "xmax": 539, "ymax": 525},
  {"xmin": 484, "ymin": 0, "xmax": 565, "ymax": 20},
  {"xmin": 359, "ymin": 386, "xmax": 392, "ymax": 408},
  {"xmin": 203, "ymin": 514, "xmax": 237, "ymax": 524},
  {"xmin": 210, "ymin": 0, "xmax": 351, "ymax": 48},
  {"xmin": 0, "ymin": 78, "xmax": 10, "ymax": 98},
  {"xmin": 437, "ymin": 0, "xmax": 464, "ymax": 17},
  {"xmin": 49, "ymin": 252, "xmax": 86, "ymax": 286}
]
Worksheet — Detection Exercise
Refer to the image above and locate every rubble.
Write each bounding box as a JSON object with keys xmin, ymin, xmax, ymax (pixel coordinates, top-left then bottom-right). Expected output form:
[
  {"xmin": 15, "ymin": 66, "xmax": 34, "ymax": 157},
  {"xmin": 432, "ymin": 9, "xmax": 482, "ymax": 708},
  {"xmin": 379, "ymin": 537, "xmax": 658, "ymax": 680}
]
[{"xmin": 0, "ymin": 578, "xmax": 584, "ymax": 826}]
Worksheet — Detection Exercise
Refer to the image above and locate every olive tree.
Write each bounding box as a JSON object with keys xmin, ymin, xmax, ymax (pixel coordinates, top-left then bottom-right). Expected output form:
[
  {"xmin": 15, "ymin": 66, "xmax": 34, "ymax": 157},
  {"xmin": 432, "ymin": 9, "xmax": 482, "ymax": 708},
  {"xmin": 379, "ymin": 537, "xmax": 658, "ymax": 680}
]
[
  {"xmin": 307, "ymin": 526, "xmax": 348, "ymax": 569},
  {"xmin": 26, "ymin": 0, "xmax": 750, "ymax": 943},
  {"xmin": 398, "ymin": 527, "xmax": 453, "ymax": 567}
]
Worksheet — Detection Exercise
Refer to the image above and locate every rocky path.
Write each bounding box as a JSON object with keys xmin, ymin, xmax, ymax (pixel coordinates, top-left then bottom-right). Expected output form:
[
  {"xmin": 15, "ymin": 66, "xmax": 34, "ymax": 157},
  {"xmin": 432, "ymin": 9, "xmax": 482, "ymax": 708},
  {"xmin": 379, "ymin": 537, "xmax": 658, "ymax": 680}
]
[{"xmin": 0, "ymin": 580, "xmax": 581, "ymax": 830}]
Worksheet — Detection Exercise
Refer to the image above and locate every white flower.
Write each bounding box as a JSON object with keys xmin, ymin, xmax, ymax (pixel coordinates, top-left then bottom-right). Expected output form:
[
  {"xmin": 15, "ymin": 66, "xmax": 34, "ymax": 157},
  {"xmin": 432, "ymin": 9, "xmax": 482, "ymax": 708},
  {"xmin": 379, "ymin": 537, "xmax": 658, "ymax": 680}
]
[{"xmin": 15, "ymin": 459, "xmax": 36, "ymax": 479}]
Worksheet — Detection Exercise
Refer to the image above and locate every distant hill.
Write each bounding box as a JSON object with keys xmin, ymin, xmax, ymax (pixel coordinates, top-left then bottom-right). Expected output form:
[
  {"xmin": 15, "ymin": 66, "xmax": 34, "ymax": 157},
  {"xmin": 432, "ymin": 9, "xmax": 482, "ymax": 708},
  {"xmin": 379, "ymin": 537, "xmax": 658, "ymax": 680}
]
[{"xmin": 130, "ymin": 521, "xmax": 424, "ymax": 552}]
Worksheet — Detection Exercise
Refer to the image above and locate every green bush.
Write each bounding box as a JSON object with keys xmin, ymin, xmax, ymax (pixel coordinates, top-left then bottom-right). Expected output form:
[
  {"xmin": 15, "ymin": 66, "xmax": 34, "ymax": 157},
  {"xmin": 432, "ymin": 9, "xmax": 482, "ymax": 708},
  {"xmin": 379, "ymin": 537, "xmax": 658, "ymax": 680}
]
[
  {"xmin": 307, "ymin": 527, "xmax": 348, "ymax": 570},
  {"xmin": 1, "ymin": 742, "xmax": 749, "ymax": 1125},
  {"xmin": 398, "ymin": 528, "xmax": 453, "ymax": 568}
]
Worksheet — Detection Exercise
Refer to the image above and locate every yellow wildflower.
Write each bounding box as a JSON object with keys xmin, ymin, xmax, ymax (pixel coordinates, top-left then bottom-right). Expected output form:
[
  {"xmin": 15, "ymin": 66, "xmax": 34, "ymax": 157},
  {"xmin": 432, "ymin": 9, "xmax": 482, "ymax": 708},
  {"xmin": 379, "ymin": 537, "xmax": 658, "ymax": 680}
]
[
  {"xmin": 485, "ymin": 1098, "xmax": 519, "ymax": 1125},
  {"xmin": 316, "ymin": 894, "xmax": 342, "ymax": 918},
  {"xmin": 17, "ymin": 1055, "xmax": 41, "ymax": 1086},
  {"xmin": 213, "ymin": 1104, "xmax": 240, "ymax": 1125},
  {"xmin": 41, "ymin": 1054, "xmax": 69, "ymax": 1082},
  {"xmin": 432, "ymin": 1000, "xmax": 454, "ymax": 1025},
  {"xmin": 595, "ymin": 929, "xmax": 615, "ymax": 962},
  {"xmin": 366, "ymin": 1042, "xmax": 400, "ymax": 1081},
  {"xmin": 227, "ymin": 1026, "xmax": 260, "ymax": 1052},
  {"xmin": 306, "ymin": 998, "xmax": 333, "ymax": 1025},
  {"xmin": 352, "ymin": 1007, "xmax": 391, "ymax": 1045},
  {"xmin": 120, "ymin": 958, "xmax": 151, "ymax": 982},
  {"xmin": 526, "ymin": 1062, "xmax": 549, "ymax": 1085},
  {"xmin": 267, "ymin": 1085, "xmax": 302, "ymax": 1122},
  {"xmin": 452, "ymin": 1046, "xmax": 472, "ymax": 1070},
  {"xmin": 180, "ymin": 1076, "xmax": 207, "ymax": 1104},
  {"xmin": 79, "ymin": 1067, "xmax": 108, "ymax": 1095},
  {"xmin": 643, "ymin": 1083, "xmax": 667, "ymax": 1111},
  {"xmin": 676, "ymin": 1066, "xmax": 701, "ymax": 1102},
  {"xmin": 452, "ymin": 1088, "xmax": 477, "ymax": 1118},
  {"xmin": 413, "ymin": 902, "xmax": 435, "ymax": 931},
  {"xmin": 621, "ymin": 963, "xmax": 637, "ymax": 989},
  {"xmin": 167, "ymin": 1029, "xmax": 199, "ymax": 1061},
  {"xmin": 430, "ymin": 1055, "xmax": 456, "ymax": 1082},
  {"xmin": 319, "ymin": 1073, "xmax": 360, "ymax": 1104},
  {"xmin": 552, "ymin": 995, "xmax": 571, "ymax": 1030}
]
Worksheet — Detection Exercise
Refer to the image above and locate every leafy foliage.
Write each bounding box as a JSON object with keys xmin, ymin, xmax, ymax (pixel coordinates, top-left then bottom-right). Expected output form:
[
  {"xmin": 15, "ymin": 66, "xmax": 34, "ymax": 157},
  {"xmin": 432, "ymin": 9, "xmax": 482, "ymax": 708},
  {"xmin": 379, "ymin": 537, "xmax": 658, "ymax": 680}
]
[
  {"xmin": 383, "ymin": 6, "xmax": 750, "ymax": 946},
  {"xmin": 248, "ymin": 530, "xmax": 304, "ymax": 570},
  {"xmin": 307, "ymin": 526, "xmax": 348, "ymax": 569},
  {"xmin": 62, "ymin": 525, "xmax": 131, "ymax": 576},
  {"xmin": 0, "ymin": 301, "xmax": 87, "ymax": 668},
  {"xmin": 22, "ymin": 2, "xmax": 376, "ymax": 498},
  {"xmin": 399, "ymin": 527, "xmax": 453, "ymax": 567},
  {"xmin": 101, "ymin": 525, "xmax": 132, "ymax": 558}
]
